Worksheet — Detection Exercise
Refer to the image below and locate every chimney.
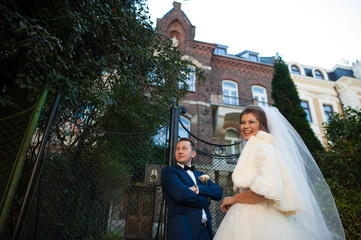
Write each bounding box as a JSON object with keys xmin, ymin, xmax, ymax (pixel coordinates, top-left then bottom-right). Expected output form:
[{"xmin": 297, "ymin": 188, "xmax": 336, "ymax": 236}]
[{"xmin": 173, "ymin": 2, "xmax": 181, "ymax": 10}]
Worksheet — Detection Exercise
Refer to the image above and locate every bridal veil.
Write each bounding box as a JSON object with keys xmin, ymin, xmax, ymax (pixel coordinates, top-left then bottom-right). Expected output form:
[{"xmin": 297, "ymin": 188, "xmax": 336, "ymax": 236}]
[{"xmin": 262, "ymin": 106, "xmax": 345, "ymax": 240}]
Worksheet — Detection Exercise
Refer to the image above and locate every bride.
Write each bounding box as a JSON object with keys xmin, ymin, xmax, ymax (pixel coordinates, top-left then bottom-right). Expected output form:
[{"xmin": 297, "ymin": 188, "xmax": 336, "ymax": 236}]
[{"xmin": 214, "ymin": 105, "xmax": 345, "ymax": 240}]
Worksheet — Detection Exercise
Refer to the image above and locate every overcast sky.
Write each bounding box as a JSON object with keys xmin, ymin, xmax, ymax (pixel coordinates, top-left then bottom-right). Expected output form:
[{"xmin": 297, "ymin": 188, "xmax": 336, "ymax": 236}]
[{"xmin": 146, "ymin": 0, "xmax": 361, "ymax": 70}]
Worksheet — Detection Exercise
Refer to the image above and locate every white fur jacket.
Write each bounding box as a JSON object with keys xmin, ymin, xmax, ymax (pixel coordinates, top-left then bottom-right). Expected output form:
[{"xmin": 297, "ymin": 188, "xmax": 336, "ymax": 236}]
[{"xmin": 232, "ymin": 131, "xmax": 301, "ymax": 214}]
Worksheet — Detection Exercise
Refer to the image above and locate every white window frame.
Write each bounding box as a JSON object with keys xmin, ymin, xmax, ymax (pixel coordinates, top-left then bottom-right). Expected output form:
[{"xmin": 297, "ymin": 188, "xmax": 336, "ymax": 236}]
[
  {"xmin": 153, "ymin": 116, "xmax": 191, "ymax": 145},
  {"xmin": 179, "ymin": 66, "xmax": 195, "ymax": 91},
  {"xmin": 252, "ymin": 85, "xmax": 268, "ymax": 107},
  {"xmin": 298, "ymin": 91, "xmax": 319, "ymax": 125},
  {"xmin": 291, "ymin": 65, "xmax": 301, "ymax": 75},
  {"xmin": 225, "ymin": 128, "xmax": 240, "ymax": 154},
  {"xmin": 318, "ymin": 100, "xmax": 338, "ymax": 123},
  {"xmin": 323, "ymin": 104, "xmax": 334, "ymax": 123},
  {"xmin": 288, "ymin": 62, "xmax": 305, "ymax": 75},
  {"xmin": 222, "ymin": 80, "xmax": 239, "ymax": 106},
  {"xmin": 179, "ymin": 116, "xmax": 190, "ymax": 138},
  {"xmin": 301, "ymin": 100, "xmax": 313, "ymax": 123},
  {"xmin": 312, "ymin": 68, "xmax": 329, "ymax": 80}
]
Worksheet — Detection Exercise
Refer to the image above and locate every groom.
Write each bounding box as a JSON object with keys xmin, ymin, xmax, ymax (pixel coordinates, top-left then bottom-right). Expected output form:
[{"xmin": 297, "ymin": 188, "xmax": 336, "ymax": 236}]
[{"xmin": 161, "ymin": 138, "xmax": 223, "ymax": 240}]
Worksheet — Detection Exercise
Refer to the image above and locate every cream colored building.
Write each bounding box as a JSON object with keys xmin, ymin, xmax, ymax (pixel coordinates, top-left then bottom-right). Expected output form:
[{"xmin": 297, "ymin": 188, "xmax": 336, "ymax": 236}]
[{"xmin": 288, "ymin": 61, "xmax": 361, "ymax": 145}]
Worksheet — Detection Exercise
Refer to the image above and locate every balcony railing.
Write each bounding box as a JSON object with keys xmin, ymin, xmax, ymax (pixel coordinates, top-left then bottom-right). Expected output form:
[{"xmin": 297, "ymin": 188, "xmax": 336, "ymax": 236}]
[{"xmin": 211, "ymin": 94, "xmax": 269, "ymax": 107}]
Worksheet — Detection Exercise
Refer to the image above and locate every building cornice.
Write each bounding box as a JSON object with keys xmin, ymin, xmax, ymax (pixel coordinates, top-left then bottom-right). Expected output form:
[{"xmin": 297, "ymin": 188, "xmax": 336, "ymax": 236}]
[
  {"xmin": 336, "ymin": 76, "xmax": 361, "ymax": 86},
  {"xmin": 189, "ymin": 41, "xmax": 216, "ymax": 51},
  {"xmin": 212, "ymin": 56, "xmax": 273, "ymax": 75},
  {"xmin": 181, "ymin": 100, "xmax": 211, "ymax": 107},
  {"xmin": 292, "ymin": 74, "xmax": 335, "ymax": 87}
]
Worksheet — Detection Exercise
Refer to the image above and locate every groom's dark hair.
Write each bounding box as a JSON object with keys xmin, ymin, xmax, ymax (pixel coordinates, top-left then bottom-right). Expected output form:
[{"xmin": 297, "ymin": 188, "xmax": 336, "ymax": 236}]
[{"xmin": 178, "ymin": 137, "xmax": 196, "ymax": 151}]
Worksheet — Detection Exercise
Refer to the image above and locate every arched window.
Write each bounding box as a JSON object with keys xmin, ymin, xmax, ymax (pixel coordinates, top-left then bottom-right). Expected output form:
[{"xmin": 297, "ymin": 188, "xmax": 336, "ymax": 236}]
[
  {"xmin": 291, "ymin": 65, "xmax": 301, "ymax": 75},
  {"xmin": 222, "ymin": 81, "xmax": 238, "ymax": 105},
  {"xmin": 225, "ymin": 129, "xmax": 240, "ymax": 154},
  {"xmin": 314, "ymin": 70, "xmax": 324, "ymax": 79},
  {"xmin": 179, "ymin": 116, "xmax": 190, "ymax": 138},
  {"xmin": 252, "ymin": 86, "xmax": 268, "ymax": 107}
]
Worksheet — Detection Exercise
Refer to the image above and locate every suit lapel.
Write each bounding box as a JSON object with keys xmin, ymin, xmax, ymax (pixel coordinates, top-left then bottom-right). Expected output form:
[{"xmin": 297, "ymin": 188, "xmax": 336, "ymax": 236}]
[
  {"xmin": 173, "ymin": 164, "xmax": 195, "ymax": 186},
  {"xmin": 193, "ymin": 170, "xmax": 200, "ymax": 184}
]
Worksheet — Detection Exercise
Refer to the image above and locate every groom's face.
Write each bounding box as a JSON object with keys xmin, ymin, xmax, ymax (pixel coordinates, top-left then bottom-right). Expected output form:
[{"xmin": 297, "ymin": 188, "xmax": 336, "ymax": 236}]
[{"xmin": 175, "ymin": 140, "xmax": 196, "ymax": 166}]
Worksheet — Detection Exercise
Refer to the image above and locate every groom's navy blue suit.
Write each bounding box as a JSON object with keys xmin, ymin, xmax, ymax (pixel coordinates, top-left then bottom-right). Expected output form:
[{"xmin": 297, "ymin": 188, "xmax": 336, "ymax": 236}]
[{"xmin": 162, "ymin": 164, "xmax": 223, "ymax": 240}]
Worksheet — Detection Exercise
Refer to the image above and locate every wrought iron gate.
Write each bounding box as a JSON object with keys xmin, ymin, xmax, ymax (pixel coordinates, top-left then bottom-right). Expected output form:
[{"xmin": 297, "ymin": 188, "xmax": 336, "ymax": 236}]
[
  {"xmin": 169, "ymin": 105, "xmax": 241, "ymax": 233},
  {"xmin": 3, "ymin": 102, "xmax": 241, "ymax": 240}
]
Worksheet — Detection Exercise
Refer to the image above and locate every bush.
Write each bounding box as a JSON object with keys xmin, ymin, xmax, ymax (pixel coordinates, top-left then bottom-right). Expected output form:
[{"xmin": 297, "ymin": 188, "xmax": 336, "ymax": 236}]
[{"xmin": 328, "ymin": 181, "xmax": 361, "ymax": 239}]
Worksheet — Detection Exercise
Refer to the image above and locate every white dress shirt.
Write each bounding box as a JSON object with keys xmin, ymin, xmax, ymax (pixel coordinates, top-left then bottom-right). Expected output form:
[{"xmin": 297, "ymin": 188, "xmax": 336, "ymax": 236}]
[{"xmin": 177, "ymin": 163, "xmax": 208, "ymax": 223}]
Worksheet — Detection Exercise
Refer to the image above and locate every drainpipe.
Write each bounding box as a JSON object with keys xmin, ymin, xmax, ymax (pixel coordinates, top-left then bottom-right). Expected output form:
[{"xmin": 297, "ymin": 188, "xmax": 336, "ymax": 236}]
[{"xmin": 333, "ymin": 85, "xmax": 345, "ymax": 115}]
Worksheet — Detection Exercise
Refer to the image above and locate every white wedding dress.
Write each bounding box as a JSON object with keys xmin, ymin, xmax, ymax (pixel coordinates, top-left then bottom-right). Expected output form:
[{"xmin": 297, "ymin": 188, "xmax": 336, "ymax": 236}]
[{"xmin": 214, "ymin": 107, "xmax": 345, "ymax": 240}]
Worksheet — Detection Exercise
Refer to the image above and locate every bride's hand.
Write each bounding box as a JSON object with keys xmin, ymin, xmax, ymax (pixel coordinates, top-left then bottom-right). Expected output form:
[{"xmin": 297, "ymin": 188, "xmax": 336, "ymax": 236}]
[{"xmin": 220, "ymin": 197, "xmax": 234, "ymax": 213}]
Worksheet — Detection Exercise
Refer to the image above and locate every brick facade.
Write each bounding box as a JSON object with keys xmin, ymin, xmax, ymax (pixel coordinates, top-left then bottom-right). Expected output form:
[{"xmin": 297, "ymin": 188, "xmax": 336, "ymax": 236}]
[{"xmin": 157, "ymin": 2, "xmax": 274, "ymax": 150}]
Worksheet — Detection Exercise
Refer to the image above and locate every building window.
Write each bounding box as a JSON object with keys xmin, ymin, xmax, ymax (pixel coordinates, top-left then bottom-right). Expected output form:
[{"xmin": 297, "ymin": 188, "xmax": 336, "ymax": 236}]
[
  {"xmin": 252, "ymin": 86, "xmax": 268, "ymax": 107},
  {"xmin": 214, "ymin": 44, "xmax": 228, "ymax": 55},
  {"xmin": 179, "ymin": 116, "xmax": 190, "ymax": 138},
  {"xmin": 179, "ymin": 66, "xmax": 195, "ymax": 91},
  {"xmin": 249, "ymin": 54, "xmax": 258, "ymax": 62},
  {"xmin": 314, "ymin": 70, "xmax": 324, "ymax": 79},
  {"xmin": 223, "ymin": 81, "xmax": 238, "ymax": 106},
  {"xmin": 323, "ymin": 105, "xmax": 334, "ymax": 123},
  {"xmin": 153, "ymin": 116, "xmax": 190, "ymax": 145},
  {"xmin": 225, "ymin": 129, "xmax": 240, "ymax": 154},
  {"xmin": 215, "ymin": 48, "xmax": 226, "ymax": 55},
  {"xmin": 291, "ymin": 65, "xmax": 301, "ymax": 75},
  {"xmin": 301, "ymin": 101, "xmax": 312, "ymax": 123}
]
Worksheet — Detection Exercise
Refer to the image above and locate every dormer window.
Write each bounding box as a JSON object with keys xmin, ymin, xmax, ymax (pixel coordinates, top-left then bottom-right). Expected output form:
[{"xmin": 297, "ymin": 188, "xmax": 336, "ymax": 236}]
[
  {"xmin": 215, "ymin": 44, "xmax": 228, "ymax": 55},
  {"xmin": 236, "ymin": 50, "xmax": 259, "ymax": 62},
  {"xmin": 291, "ymin": 65, "xmax": 301, "ymax": 75},
  {"xmin": 314, "ymin": 70, "xmax": 324, "ymax": 79},
  {"xmin": 288, "ymin": 62, "xmax": 305, "ymax": 76},
  {"xmin": 249, "ymin": 54, "xmax": 258, "ymax": 62}
]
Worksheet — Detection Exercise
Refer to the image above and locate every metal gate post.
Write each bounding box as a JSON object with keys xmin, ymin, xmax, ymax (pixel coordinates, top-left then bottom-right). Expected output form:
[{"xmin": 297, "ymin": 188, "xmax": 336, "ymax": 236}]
[
  {"xmin": 0, "ymin": 88, "xmax": 48, "ymax": 238},
  {"xmin": 12, "ymin": 92, "xmax": 61, "ymax": 240},
  {"xmin": 163, "ymin": 103, "xmax": 181, "ymax": 240},
  {"xmin": 167, "ymin": 103, "xmax": 180, "ymax": 167}
]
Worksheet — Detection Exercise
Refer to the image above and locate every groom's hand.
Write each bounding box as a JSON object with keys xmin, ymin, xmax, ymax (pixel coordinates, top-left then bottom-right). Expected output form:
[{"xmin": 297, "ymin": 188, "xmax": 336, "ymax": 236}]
[{"xmin": 189, "ymin": 185, "xmax": 199, "ymax": 194}]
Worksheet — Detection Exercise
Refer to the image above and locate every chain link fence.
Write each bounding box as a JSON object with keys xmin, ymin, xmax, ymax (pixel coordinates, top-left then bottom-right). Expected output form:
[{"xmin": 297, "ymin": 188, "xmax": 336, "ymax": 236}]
[
  {"xmin": 186, "ymin": 129, "xmax": 241, "ymax": 234},
  {"xmin": 192, "ymin": 152, "xmax": 239, "ymax": 234},
  {"xmin": 0, "ymin": 102, "xmax": 40, "ymax": 240},
  {"xmin": 3, "ymin": 102, "xmax": 358, "ymax": 239},
  {"xmin": 0, "ymin": 105, "xmax": 35, "ymax": 204},
  {"xmin": 1, "ymin": 103, "xmax": 243, "ymax": 240},
  {"xmin": 15, "ymin": 117, "xmax": 170, "ymax": 240}
]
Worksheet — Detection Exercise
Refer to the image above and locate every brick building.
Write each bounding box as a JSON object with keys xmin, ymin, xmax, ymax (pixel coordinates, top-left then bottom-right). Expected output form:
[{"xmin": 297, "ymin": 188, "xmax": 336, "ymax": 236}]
[
  {"xmin": 157, "ymin": 2, "xmax": 274, "ymax": 153},
  {"xmin": 157, "ymin": 2, "xmax": 361, "ymax": 150}
]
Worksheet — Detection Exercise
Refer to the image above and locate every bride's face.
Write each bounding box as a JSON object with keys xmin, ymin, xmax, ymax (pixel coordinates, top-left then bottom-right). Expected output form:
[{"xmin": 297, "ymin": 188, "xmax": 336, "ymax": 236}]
[{"xmin": 240, "ymin": 113, "xmax": 261, "ymax": 140}]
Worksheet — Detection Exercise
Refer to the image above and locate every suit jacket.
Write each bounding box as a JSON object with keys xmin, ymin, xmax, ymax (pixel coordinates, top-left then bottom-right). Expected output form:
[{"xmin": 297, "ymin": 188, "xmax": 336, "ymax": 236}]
[{"xmin": 161, "ymin": 164, "xmax": 223, "ymax": 240}]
